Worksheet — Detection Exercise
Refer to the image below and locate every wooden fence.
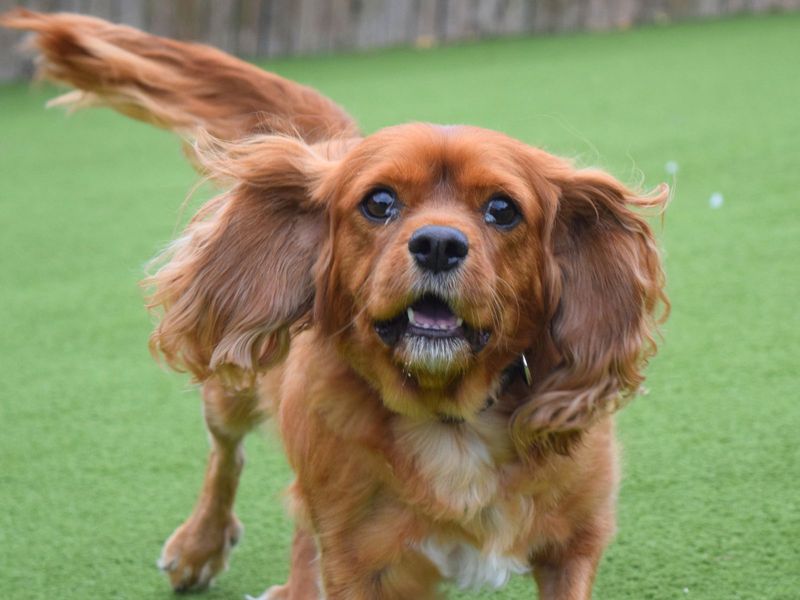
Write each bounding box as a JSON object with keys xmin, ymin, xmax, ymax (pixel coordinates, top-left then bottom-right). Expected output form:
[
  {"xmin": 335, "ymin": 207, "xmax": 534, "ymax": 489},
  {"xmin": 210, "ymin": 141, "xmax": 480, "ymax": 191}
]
[{"xmin": 2, "ymin": 0, "xmax": 799, "ymax": 80}]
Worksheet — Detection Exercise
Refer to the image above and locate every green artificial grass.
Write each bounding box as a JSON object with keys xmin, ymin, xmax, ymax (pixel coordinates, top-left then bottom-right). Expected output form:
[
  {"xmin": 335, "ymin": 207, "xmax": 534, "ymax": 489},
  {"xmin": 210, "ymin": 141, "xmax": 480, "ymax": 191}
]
[{"xmin": 1, "ymin": 13, "xmax": 798, "ymax": 599}]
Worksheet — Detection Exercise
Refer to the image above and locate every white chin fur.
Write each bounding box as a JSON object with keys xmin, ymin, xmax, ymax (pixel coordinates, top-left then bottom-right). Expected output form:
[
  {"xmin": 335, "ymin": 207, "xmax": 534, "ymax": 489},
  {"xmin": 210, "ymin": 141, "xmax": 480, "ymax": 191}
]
[{"xmin": 397, "ymin": 334, "xmax": 470, "ymax": 373}]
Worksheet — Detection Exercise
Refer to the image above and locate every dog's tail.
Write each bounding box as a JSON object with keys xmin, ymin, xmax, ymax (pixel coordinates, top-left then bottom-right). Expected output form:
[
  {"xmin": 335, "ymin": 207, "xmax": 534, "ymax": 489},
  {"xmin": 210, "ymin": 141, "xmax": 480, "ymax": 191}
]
[{"xmin": 0, "ymin": 9, "xmax": 358, "ymax": 143}]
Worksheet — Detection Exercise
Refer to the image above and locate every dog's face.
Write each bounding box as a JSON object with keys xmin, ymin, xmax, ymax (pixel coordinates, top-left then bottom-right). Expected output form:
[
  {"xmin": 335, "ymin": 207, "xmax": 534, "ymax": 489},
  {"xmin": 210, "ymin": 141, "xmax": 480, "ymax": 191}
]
[
  {"xmin": 317, "ymin": 125, "xmax": 553, "ymax": 419},
  {"xmin": 151, "ymin": 122, "xmax": 667, "ymax": 441}
]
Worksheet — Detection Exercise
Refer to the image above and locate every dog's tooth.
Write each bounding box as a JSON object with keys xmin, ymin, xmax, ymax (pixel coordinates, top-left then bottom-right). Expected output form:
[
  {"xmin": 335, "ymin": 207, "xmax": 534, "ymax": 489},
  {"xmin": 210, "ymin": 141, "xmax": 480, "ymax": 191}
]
[
  {"xmin": 407, "ymin": 307, "xmax": 416, "ymax": 325},
  {"xmin": 456, "ymin": 318, "xmax": 463, "ymax": 327}
]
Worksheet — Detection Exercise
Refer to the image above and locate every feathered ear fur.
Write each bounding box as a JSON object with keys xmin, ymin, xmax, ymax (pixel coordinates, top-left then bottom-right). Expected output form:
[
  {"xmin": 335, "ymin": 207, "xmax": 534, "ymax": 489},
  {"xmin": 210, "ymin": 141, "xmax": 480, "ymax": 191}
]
[
  {"xmin": 145, "ymin": 134, "xmax": 335, "ymax": 387},
  {"xmin": 0, "ymin": 9, "xmax": 356, "ymax": 144},
  {"xmin": 513, "ymin": 167, "xmax": 669, "ymax": 447}
]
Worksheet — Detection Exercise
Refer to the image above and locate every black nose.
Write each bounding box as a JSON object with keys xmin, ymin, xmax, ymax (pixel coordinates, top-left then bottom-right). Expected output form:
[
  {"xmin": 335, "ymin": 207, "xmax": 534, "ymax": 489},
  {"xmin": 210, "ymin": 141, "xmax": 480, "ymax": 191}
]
[{"xmin": 408, "ymin": 225, "xmax": 469, "ymax": 273}]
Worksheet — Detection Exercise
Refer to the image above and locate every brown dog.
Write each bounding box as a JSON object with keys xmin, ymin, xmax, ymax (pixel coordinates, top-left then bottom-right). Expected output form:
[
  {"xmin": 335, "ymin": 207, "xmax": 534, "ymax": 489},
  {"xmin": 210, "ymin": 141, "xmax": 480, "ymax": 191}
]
[{"xmin": 3, "ymin": 10, "xmax": 668, "ymax": 599}]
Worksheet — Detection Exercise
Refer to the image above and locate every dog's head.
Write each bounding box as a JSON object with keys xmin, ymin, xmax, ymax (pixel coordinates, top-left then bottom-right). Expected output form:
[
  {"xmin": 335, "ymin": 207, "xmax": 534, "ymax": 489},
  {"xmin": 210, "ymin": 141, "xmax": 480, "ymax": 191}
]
[{"xmin": 148, "ymin": 124, "xmax": 667, "ymax": 444}]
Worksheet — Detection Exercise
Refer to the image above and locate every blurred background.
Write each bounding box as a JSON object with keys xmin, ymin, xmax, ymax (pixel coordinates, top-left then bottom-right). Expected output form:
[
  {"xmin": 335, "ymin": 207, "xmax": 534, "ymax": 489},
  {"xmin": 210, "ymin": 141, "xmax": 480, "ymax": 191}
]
[
  {"xmin": 2, "ymin": 0, "xmax": 800, "ymax": 80},
  {"xmin": 1, "ymin": 2, "xmax": 799, "ymax": 600}
]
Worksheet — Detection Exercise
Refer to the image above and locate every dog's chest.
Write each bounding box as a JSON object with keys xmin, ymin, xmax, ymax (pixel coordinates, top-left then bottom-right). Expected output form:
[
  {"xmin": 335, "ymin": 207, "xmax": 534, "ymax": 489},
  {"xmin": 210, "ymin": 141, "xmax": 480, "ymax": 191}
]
[
  {"xmin": 418, "ymin": 535, "xmax": 530, "ymax": 590},
  {"xmin": 394, "ymin": 419, "xmax": 533, "ymax": 588}
]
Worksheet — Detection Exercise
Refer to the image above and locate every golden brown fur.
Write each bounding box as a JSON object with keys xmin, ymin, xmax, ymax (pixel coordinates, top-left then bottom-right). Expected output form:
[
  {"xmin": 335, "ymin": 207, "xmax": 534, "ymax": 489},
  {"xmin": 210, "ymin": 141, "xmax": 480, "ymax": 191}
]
[{"xmin": 3, "ymin": 10, "xmax": 669, "ymax": 599}]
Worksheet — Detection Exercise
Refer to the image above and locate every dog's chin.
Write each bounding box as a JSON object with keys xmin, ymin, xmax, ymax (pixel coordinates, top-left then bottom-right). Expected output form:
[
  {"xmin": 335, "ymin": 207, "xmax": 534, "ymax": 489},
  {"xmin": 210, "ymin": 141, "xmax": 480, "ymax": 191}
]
[{"xmin": 373, "ymin": 294, "xmax": 491, "ymax": 383}]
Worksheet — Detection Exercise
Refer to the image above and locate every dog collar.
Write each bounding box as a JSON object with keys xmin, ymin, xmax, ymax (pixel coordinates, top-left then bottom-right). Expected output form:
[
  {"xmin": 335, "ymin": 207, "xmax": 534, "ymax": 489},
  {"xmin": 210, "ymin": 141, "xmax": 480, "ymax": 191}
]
[{"xmin": 521, "ymin": 353, "xmax": 533, "ymax": 387}]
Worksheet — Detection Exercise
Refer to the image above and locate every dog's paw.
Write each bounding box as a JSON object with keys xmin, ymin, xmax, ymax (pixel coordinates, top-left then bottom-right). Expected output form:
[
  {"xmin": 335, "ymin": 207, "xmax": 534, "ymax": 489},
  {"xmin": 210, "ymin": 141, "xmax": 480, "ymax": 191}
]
[
  {"xmin": 245, "ymin": 585, "xmax": 289, "ymax": 600},
  {"xmin": 245, "ymin": 585, "xmax": 284, "ymax": 600},
  {"xmin": 157, "ymin": 513, "xmax": 243, "ymax": 592}
]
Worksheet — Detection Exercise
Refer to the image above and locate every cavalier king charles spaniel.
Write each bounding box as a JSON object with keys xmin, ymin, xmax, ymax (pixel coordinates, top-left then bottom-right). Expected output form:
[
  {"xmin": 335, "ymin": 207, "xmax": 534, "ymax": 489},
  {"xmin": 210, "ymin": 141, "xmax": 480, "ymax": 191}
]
[{"xmin": 4, "ymin": 10, "xmax": 668, "ymax": 600}]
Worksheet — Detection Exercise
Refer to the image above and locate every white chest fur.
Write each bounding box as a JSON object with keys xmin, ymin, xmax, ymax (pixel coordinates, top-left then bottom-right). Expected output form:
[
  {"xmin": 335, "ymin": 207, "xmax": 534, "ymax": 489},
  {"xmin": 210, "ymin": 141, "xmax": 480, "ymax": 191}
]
[
  {"xmin": 394, "ymin": 418, "xmax": 532, "ymax": 589},
  {"xmin": 395, "ymin": 419, "xmax": 503, "ymax": 518},
  {"xmin": 417, "ymin": 536, "xmax": 531, "ymax": 590}
]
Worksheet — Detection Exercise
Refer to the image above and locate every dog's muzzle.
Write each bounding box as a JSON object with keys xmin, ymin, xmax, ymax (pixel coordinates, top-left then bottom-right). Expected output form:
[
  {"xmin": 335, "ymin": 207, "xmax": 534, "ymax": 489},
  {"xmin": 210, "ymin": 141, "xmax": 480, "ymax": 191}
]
[{"xmin": 373, "ymin": 294, "xmax": 490, "ymax": 353}]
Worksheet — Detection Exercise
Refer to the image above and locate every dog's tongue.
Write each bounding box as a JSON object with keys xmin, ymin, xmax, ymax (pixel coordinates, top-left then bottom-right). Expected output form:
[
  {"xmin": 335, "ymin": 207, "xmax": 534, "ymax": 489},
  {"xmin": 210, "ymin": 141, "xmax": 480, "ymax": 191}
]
[{"xmin": 407, "ymin": 296, "xmax": 461, "ymax": 330}]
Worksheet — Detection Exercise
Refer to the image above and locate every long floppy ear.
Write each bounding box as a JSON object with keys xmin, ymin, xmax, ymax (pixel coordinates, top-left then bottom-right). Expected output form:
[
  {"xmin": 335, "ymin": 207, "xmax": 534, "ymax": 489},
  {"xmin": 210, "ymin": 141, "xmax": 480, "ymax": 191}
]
[
  {"xmin": 512, "ymin": 167, "xmax": 669, "ymax": 446},
  {"xmin": 146, "ymin": 134, "xmax": 334, "ymax": 387}
]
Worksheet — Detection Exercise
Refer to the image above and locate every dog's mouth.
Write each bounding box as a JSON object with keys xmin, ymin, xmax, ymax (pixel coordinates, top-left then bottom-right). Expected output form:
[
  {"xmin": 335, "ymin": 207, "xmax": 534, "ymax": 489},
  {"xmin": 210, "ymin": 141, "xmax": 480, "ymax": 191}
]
[{"xmin": 373, "ymin": 294, "xmax": 490, "ymax": 354}]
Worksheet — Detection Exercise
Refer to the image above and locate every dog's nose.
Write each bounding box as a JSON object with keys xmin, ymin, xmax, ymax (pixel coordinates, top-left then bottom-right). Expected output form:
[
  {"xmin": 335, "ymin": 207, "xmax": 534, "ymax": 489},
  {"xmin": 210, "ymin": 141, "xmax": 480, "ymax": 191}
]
[{"xmin": 408, "ymin": 225, "xmax": 469, "ymax": 273}]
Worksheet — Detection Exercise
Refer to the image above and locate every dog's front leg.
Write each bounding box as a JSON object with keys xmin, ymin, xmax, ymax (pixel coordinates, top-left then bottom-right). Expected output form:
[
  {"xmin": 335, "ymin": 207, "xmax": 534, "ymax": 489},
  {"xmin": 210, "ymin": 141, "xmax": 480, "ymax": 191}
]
[
  {"xmin": 531, "ymin": 546, "xmax": 605, "ymax": 600},
  {"xmin": 314, "ymin": 527, "xmax": 444, "ymax": 600},
  {"xmin": 158, "ymin": 378, "xmax": 265, "ymax": 592},
  {"xmin": 248, "ymin": 527, "xmax": 323, "ymax": 600},
  {"xmin": 319, "ymin": 553, "xmax": 444, "ymax": 600}
]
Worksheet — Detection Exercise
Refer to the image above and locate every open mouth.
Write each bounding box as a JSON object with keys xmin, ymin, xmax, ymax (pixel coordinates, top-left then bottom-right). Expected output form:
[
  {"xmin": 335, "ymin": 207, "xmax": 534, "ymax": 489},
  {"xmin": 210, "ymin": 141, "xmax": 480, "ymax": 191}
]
[
  {"xmin": 373, "ymin": 294, "xmax": 490, "ymax": 353},
  {"xmin": 407, "ymin": 295, "xmax": 463, "ymax": 337}
]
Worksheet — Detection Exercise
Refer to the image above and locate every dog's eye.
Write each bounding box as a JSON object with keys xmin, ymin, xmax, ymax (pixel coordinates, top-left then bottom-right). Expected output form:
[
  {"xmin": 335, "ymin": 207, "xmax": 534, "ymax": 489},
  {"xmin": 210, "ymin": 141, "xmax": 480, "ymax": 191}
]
[
  {"xmin": 484, "ymin": 196, "xmax": 521, "ymax": 229},
  {"xmin": 361, "ymin": 188, "xmax": 400, "ymax": 222}
]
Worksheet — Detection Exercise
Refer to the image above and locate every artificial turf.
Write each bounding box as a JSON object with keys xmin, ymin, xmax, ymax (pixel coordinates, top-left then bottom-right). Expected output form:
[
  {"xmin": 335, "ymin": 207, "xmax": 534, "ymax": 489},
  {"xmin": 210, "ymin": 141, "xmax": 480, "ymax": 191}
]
[{"xmin": 1, "ymin": 12, "xmax": 798, "ymax": 600}]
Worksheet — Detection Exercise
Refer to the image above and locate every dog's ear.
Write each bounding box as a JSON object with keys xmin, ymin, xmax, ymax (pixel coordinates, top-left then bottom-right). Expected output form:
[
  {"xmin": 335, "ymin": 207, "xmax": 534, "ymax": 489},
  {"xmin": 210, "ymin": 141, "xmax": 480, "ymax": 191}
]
[
  {"xmin": 513, "ymin": 166, "xmax": 669, "ymax": 445},
  {"xmin": 146, "ymin": 135, "xmax": 334, "ymax": 387},
  {"xmin": 0, "ymin": 9, "xmax": 356, "ymax": 144}
]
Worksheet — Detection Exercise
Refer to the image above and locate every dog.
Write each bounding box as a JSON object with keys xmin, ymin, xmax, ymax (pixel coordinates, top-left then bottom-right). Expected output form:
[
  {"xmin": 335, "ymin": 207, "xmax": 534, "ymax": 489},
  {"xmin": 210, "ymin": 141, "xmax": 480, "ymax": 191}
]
[{"xmin": 3, "ymin": 10, "xmax": 668, "ymax": 600}]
